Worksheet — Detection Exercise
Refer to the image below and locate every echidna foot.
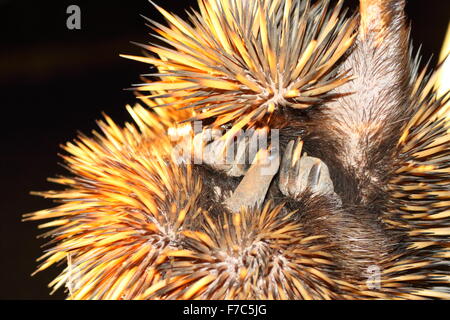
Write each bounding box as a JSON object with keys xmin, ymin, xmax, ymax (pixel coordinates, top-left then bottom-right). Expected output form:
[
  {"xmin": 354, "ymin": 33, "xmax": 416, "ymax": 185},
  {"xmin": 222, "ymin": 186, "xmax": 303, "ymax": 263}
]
[
  {"xmin": 279, "ymin": 139, "xmax": 341, "ymax": 204},
  {"xmin": 192, "ymin": 128, "xmax": 271, "ymax": 177}
]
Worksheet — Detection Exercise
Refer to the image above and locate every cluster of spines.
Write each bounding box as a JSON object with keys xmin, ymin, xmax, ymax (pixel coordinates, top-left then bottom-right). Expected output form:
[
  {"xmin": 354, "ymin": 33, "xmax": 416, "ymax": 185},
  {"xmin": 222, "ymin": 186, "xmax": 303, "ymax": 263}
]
[
  {"xmin": 138, "ymin": 204, "xmax": 338, "ymax": 300},
  {"xmin": 25, "ymin": 105, "xmax": 350, "ymax": 299},
  {"xmin": 123, "ymin": 0, "xmax": 357, "ymax": 139},
  {"xmin": 24, "ymin": 106, "xmax": 201, "ymax": 299},
  {"xmin": 379, "ymin": 56, "xmax": 450, "ymax": 299},
  {"xmin": 27, "ymin": 102, "xmax": 450, "ymax": 299}
]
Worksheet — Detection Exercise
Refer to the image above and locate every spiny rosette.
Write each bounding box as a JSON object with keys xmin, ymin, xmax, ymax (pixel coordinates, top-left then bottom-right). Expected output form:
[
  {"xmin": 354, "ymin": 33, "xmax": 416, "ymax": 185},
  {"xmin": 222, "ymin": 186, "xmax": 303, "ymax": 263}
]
[
  {"xmin": 138, "ymin": 204, "xmax": 338, "ymax": 300},
  {"xmin": 24, "ymin": 105, "xmax": 203, "ymax": 299},
  {"xmin": 385, "ymin": 61, "xmax": 450, "ymax": 236},
  {"xmin": 123, "ymin": 0, "xmax": 357, "ymax": 136},
  {"xmin": 380, "ymin": 63, "xmax": 450, "ymax": 300}
]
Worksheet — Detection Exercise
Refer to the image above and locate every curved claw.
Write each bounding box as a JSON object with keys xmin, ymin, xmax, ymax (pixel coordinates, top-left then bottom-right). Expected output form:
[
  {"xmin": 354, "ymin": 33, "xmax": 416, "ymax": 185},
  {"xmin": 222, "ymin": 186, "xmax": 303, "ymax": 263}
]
[
  {"xmin": 224, "ymin": 147, "xmax": 280, "ymax": 213},
  {"xmin": 201, "ymin": 134, "xmax": 249, "ymax": 177},
  {"xmin": 193, "ymin": 128, "xmax": 270, "ymax": 177},
  {"xmin": 279, "ymin": 139, "xmax": 339, "ymax": 201}
]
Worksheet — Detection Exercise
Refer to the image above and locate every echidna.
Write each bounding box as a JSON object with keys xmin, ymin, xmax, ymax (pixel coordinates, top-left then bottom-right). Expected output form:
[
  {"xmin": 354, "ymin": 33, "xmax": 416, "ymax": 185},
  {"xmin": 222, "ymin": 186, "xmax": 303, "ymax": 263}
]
[{"xmin": 26, "ymin": 0, "xmax": 450, "ymax": 299}]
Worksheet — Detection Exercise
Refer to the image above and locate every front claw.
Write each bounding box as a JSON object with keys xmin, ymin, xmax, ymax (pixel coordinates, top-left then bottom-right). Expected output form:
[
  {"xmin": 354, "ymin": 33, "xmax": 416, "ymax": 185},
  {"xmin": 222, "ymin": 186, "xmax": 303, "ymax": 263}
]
[
  {"xmin": 279, "ymin": 139, "xmax": 340, "ymax": 203},
  {"xmin": 224, "ymin": 146, "xmax": 280, "ymax": 213},
  {"xmin": 197, "ymin": 128, "xmax": 271, "ymax": 177}
]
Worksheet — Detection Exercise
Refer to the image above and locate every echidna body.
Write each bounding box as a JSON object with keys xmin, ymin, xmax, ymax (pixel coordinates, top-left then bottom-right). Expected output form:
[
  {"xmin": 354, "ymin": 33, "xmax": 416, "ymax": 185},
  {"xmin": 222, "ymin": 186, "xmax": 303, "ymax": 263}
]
[
  {"xmin": 26, "ymin": 105, "xmax": 346, "ymax": 300},
  {"xmin": 27, "ymin": 0, "xmax": 450, "ymax": 299}
]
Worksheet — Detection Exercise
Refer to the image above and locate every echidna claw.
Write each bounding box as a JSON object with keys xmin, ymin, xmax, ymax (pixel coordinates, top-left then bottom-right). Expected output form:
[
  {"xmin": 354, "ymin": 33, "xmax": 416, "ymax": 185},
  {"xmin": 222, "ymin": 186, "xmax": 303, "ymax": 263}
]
[
  {"xmin": 193, "ymin": 128, "xmax": 270, "ymax": 177},
  {"xmin": 279, "ymin": 139, "xmax": 339, "ymax": 202},
  {"xmin": 308, "ymin": 161, "xmax": 322, "ymax": 187},
  {"xmin": 224, "ymin": 147, "xmax": 280, "ymax": 213}
]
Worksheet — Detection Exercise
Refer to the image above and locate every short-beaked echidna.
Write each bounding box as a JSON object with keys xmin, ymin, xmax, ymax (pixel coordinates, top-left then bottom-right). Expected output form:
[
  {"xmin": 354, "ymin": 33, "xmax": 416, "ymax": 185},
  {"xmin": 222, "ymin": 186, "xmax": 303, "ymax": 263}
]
[{"xmin": 26, "ymin": 0, "xmax": 450, "ymax": 299}]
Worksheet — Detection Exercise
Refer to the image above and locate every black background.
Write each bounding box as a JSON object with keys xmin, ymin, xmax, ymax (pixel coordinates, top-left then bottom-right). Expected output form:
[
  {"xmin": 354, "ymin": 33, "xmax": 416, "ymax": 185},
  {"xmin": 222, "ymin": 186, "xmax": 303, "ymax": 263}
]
[{"xmin": 0, "ymin": 0, "xmax": 448, "ymax": 299}]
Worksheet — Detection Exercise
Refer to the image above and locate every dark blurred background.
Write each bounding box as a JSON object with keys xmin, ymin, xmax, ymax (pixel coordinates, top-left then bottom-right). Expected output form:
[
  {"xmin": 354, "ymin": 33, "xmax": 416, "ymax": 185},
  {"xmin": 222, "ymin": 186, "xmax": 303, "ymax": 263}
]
[{"xmin": 0, "ymin": 0, "xmax": 448, "ymax": 299}]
